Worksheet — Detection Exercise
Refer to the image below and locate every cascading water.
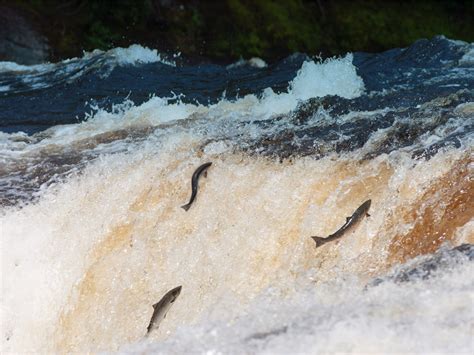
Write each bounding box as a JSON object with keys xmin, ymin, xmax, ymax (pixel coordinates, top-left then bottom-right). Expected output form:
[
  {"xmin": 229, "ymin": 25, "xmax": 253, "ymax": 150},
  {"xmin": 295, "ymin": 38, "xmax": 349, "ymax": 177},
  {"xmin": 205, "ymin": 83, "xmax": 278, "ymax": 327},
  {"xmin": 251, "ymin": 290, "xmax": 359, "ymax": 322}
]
[{"xmin": 0, "ymin": 36, "xmax": 473, "ymax": 353}]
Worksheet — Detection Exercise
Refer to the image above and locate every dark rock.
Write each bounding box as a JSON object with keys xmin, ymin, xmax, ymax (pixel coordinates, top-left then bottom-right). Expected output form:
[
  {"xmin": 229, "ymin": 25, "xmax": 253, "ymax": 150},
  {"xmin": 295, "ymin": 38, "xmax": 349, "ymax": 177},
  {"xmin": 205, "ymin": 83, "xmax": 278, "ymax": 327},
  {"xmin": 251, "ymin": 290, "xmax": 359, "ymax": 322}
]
[
  {"xmin": 369, "ymin": 244, "xmax": 474, "ymax": 287},
  {"xmin": 0, "ymin": 6, "xmax": 49, "ymax": 64},
  {"xmin": 240, "ymin": 88, "xmax": 474, "ymax": 160}
]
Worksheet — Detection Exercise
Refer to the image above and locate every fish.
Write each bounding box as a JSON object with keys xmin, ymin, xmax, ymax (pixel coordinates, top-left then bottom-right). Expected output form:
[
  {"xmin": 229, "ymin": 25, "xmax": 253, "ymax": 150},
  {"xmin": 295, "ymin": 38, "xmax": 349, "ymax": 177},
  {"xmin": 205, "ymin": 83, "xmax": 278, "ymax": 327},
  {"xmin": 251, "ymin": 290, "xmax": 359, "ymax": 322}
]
[
  {"xmin": 245, "ymin": 326, "xmax": 288, "ymax": 341},
  {"xmin": 181, "ymin": 162, "xmax": 212, "ymax": 211},
  {"xmin": 146, "ymin": 285, "xmax": 182, "ymax": 337},
  {"xmin": 311, "ymin": 199, "xmax": 371, "ymax": 248}
]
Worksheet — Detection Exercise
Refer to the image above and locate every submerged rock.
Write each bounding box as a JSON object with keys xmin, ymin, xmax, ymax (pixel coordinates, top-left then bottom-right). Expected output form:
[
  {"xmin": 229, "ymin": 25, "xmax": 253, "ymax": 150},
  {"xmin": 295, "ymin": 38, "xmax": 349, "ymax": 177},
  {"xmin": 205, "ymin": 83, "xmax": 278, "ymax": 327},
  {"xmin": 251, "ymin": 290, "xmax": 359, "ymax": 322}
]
[
  {"xmin": 370, "ymin": 244, "xmax": 474, "ymax": 287},
  {"xmin": 242, "ymin": 89, "xmax": 474, "ymax": 160}
]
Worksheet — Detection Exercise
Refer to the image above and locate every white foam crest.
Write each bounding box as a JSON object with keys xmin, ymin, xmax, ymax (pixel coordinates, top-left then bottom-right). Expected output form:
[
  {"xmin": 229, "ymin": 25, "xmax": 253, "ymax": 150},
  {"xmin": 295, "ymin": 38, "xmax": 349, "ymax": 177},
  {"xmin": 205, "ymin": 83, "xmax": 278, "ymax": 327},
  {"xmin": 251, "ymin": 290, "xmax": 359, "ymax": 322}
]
[
  {"xmin": 290, "ymin": 54, "xmax": 364, "ymax": 100},
  {"xmin": 251, "ymin": 54, "xmax": 364, "ymax": 118},
  {"xmin": 0, "ymin": 44, "xmax": 175, "ymax": 76},
  {"xmin": 16, "ymin": 54, "xmax": 364, "ymax": 149},
  {"xmin": 82, "ymin": 96, "xmax": 201, "ymax": 131},
  {"xmin": 2, "ymin": 97, "xmax": 205, "ymax": 153},
  {"xmin": 106, "ymin": 44, "xmax": 176, "ymax": 67}
]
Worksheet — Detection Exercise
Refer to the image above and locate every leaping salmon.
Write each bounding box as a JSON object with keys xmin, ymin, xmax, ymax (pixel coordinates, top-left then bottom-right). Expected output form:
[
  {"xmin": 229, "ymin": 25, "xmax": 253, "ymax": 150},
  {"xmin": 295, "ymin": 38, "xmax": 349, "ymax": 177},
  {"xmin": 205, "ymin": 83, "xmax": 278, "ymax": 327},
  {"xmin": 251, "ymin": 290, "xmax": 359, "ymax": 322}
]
[
  {"xmin": 181, "ymin": 162, "xmax": 212, "ymax": 211},
  {"xmin": 146, "ymin": 285, "xmax": 182, "ymax": 337},
  {"xmin": 311, "ymin": 199, "xmax": 371, "ymax": 248}
]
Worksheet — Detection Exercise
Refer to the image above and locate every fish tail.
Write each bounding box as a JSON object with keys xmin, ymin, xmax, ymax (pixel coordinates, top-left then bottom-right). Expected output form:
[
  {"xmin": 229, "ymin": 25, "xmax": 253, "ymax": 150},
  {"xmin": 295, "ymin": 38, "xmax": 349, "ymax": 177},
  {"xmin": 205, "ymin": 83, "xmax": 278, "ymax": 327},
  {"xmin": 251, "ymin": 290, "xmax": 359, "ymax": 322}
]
[
  {"xmin": 145, "ymin": 326, "xmax": 152, "ymax": 337},
  {"xmin": 181, "ymin": 203, "xmax": 191, "ymax": 211},
  {"xmin": 311, "ymin": 236, "xmax": 326, "ymax": 248}
]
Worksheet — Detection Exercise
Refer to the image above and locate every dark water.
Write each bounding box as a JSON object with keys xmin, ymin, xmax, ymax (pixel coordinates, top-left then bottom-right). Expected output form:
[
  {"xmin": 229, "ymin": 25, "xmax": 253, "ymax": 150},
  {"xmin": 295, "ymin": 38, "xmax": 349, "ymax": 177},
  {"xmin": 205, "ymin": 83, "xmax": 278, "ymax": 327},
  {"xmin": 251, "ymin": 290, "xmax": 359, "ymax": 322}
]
[
  {"xmin": 0, "ymin": 36, "xmax": 473, "ymax": 206},
  {"xmin": 0, "ymin": 51, "xmax": 306, "ymax": 134},
  {"xmin": 1, "ymin": 36, "xmax": 472, "ymax": 135}
]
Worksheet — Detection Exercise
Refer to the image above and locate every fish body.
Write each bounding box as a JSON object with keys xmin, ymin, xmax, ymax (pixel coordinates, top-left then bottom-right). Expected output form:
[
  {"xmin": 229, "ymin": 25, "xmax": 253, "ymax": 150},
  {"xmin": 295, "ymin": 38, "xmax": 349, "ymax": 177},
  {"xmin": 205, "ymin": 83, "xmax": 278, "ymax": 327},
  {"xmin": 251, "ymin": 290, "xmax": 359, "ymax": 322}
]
[
  {"xmin": 311, "ymin": 199, "xmax": 371, "ymax": 248},
  {"xmin": 181, "ymin": 162, "xmax": 212, "ymax": 211},
  {"xmin": 146, "ymin": 285, "xmax": 182, "ymax": 336}
]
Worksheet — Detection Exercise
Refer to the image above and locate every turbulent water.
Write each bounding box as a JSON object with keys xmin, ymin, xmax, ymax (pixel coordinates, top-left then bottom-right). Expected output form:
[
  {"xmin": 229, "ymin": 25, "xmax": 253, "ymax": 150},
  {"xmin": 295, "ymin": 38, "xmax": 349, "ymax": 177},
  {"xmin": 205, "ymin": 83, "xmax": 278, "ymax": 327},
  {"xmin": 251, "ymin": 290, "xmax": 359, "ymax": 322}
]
[{"xmin": 1, "ymin": 36, "xmax": 473, "ymax": 353}]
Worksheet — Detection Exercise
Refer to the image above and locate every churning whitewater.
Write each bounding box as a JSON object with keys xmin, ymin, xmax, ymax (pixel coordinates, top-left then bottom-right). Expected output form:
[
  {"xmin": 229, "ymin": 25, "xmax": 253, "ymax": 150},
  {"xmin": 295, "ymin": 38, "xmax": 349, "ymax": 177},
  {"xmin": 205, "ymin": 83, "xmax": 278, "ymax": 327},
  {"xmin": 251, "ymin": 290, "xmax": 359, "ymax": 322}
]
[{"xmin": 1, "ymin": 36, "xmax": 473, "ymax": 353}]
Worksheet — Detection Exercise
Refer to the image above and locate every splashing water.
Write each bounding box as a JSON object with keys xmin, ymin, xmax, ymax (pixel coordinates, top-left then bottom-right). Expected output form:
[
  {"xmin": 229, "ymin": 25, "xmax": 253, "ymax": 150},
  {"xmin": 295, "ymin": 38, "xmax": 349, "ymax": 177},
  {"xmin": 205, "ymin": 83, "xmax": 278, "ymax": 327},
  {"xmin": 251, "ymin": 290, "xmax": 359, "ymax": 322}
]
[{"xmin": 1, "ymin": 36, "xmax": 473, "ymax": 353}]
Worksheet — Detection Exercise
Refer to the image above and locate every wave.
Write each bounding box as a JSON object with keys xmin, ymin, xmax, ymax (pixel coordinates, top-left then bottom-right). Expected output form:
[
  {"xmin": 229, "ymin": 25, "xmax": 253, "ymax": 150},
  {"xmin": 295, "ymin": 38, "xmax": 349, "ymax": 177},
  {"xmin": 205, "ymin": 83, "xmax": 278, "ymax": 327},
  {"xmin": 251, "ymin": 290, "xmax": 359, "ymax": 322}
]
[
  {"xmin": 0, "ymin": 54, "xmax": 365, "ymax": 206},
  {"xmin": 0, "ymin": 44, "xmax": 175, "ymax": 96}
]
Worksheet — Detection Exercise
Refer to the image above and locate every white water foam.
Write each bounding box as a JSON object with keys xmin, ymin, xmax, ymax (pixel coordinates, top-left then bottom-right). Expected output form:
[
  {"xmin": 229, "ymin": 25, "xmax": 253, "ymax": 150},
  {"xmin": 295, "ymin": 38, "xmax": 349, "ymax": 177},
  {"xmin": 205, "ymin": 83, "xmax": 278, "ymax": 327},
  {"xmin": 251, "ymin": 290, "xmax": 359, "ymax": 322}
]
[
  {"xmin": 124, "ymin": 260, "xmax": 473, "ymax": 354},
  {"xmin": 0, "ymin": 53, "xmax": 364, "ymax": 156},
  {"xmin": 99, "ymin": 44, "xmax": 176, "ymax": 67},
  {"xmin": 1, "ymin": 140, "xmax": 472, "ymax": 352},
  {"xmin": 0, "ymin": 144, "xmax": 473, "ymax": 353}
]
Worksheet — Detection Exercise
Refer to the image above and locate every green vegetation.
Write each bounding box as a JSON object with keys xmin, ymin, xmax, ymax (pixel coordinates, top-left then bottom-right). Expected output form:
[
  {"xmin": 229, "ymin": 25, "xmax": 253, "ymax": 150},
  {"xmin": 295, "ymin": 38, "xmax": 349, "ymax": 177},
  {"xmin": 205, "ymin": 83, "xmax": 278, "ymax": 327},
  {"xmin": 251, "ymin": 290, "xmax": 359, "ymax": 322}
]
[
  {"xmin": 324, "ymin": 0, "xmax": 474, "ymax": 54},
  {"xmin": 207, "ymin": 0, "xmax": 321, "ymax": 58},
  {"xmin": 3, "ymin": 0, "xmax": 474, "ymax": 61}
]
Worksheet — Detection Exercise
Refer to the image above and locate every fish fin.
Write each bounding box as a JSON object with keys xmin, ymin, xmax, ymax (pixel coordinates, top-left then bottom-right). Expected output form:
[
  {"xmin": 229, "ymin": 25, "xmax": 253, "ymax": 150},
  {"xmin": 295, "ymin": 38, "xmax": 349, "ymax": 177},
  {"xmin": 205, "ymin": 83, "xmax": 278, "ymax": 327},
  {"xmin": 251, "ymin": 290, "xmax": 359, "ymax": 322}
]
[
  {"xmin": 346, "ymin": 217, "xmax": 351, "ymax": 222},
  {"xmin": 311, "ymin": 236, "xmax": 326, "ymax": 248},
  {"xmin": 203, "ymin": 171, "xmax": 208, "ymax": 178},
  {"xmin": 181, "ymin": 203, "xmax": 191, "ymax": 211},
  {"xmin": 366, "ymin": 212, "xmax": 371, "ymax": 217}
]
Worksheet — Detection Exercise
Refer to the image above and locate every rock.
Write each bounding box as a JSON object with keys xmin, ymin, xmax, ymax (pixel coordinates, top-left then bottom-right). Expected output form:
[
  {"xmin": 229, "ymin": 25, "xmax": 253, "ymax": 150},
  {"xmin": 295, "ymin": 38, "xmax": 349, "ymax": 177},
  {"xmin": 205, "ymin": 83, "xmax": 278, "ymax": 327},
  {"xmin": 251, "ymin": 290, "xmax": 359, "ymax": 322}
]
[
  {"xmin": 369, "ymin": 244, "xmax": 474, "ymax": 287},
  {"xmin": 0, "ymin": 6, "xmax": 49, "ymax": 64}
]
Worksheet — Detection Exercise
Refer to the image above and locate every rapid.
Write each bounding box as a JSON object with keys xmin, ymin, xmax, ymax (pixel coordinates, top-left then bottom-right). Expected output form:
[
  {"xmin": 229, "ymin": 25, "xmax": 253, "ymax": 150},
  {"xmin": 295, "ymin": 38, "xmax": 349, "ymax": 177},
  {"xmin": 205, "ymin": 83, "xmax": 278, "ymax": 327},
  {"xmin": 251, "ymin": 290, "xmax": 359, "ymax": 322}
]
[{"xmin": 0, "ymin": 36, "xmax": 473, "ymax": 353}]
